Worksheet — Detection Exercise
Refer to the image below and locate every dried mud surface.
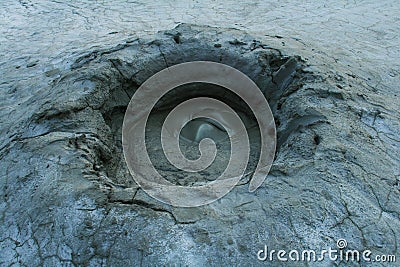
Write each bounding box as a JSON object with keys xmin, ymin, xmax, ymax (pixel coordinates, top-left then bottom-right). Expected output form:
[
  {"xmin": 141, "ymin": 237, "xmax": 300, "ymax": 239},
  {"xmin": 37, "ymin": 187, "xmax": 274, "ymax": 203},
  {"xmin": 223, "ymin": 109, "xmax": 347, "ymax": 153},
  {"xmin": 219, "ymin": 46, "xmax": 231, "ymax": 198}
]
[{"xmin": 0, "ymin": 1, "xmax": 399, "ymax": 266}]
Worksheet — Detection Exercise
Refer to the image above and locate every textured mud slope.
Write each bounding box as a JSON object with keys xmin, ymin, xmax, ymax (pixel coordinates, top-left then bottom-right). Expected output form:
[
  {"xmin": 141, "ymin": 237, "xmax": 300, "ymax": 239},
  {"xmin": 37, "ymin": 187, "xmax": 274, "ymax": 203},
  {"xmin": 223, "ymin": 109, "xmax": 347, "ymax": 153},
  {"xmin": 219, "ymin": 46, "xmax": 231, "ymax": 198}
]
[{"xmin": 0, "ymin": 22, "xmax": 399, "ymax": 267}]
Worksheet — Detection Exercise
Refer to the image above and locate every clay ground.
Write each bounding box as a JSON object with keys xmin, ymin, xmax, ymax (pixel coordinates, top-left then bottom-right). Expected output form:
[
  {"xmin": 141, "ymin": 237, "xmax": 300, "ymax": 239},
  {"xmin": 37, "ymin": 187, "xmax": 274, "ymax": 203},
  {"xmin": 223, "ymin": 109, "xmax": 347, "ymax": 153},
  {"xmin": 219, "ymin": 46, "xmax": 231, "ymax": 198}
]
[{"xmin": 0, "ymin": 1, "xmax": 399, "ymax": 266}]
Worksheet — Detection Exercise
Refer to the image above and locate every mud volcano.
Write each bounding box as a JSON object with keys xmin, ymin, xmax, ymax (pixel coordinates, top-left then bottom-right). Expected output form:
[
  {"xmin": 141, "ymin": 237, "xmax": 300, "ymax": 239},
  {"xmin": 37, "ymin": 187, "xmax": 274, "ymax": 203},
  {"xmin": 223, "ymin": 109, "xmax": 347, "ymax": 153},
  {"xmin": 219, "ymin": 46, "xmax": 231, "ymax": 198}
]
[{"xmin": 0, "ymin": 24, "xmax": 398, "ymax": 266}]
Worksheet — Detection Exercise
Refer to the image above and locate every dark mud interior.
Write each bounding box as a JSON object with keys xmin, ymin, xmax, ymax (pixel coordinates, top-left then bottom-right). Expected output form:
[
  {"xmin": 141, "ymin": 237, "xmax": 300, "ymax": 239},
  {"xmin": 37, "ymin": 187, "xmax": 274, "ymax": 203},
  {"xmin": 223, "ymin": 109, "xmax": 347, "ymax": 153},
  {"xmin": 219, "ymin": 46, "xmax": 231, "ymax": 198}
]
[{"xmin": 97, "ymin": 48, "xmax": 308, "ymax": 187}]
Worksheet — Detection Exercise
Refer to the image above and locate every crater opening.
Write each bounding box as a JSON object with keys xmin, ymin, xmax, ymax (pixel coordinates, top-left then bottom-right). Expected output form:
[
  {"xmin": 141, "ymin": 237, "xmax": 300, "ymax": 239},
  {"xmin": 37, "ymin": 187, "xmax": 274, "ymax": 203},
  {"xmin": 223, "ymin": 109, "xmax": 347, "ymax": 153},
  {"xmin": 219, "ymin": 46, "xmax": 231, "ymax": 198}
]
[
  {"xmin": 143, "ymin": 82, "xmax": 261, "ymax": 186},
  {"xmin": 33, "ymin": 27, "xmax": 313, "ymax": 190},
  {"xmin": 99, "ymin": 48, "xmax": 306, "ymax": 187}
]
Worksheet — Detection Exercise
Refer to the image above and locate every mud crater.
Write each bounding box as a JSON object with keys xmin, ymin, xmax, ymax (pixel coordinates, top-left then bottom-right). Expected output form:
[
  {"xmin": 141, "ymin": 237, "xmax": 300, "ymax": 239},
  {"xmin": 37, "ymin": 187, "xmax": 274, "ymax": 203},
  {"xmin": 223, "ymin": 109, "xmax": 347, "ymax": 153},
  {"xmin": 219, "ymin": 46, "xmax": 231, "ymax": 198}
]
[{"xmin": 31, "ymin": 24, "xmax": 322, "ymax": 189}]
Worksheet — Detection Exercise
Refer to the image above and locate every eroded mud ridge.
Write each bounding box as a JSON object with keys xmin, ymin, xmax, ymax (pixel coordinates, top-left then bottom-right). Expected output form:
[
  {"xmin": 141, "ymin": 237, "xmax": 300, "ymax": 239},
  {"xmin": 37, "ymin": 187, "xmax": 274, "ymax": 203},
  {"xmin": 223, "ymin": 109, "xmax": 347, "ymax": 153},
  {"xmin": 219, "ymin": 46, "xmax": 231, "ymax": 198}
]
[{"xmin": 1, "ymin": 24, "xmax": 399, "ymax": 266}]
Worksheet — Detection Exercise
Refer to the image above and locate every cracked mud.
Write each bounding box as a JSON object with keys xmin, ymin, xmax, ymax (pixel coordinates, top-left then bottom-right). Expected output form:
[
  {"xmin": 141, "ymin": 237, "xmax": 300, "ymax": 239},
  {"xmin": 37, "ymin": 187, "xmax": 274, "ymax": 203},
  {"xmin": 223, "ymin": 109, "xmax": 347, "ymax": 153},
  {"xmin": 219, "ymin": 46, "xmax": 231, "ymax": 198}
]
[{"xmin": 0, "ymin": 2, "xmax": 399, "ymax": 266}]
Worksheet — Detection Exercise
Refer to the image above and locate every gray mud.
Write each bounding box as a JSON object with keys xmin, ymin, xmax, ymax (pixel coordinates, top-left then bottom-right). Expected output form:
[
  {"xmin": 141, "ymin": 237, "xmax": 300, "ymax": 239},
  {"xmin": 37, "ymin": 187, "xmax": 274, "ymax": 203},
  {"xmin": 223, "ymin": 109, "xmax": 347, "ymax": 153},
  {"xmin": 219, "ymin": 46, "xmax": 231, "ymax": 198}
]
[{"xmin": 0, "ymin": 3, "xmax": 399, "ymax": 267}]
